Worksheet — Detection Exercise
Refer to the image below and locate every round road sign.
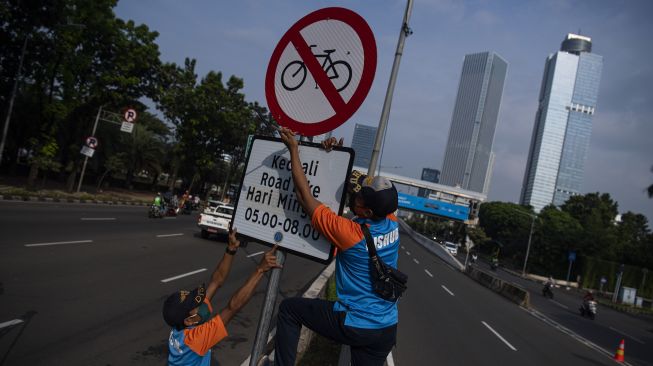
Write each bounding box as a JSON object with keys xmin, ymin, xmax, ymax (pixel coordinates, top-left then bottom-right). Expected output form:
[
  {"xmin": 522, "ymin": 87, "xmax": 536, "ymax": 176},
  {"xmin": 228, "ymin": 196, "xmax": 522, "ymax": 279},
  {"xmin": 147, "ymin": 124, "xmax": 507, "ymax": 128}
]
[
  {"xmin": 124, "ymin": 108, "xmax": 137, "ymax": 123},
  {"xmin": 265, "ymin": 7, "xmax": 377, "ymax": 136},
  {"xmin": 86, "ymin": 136, "xmax": 99, "ymax": 149}
]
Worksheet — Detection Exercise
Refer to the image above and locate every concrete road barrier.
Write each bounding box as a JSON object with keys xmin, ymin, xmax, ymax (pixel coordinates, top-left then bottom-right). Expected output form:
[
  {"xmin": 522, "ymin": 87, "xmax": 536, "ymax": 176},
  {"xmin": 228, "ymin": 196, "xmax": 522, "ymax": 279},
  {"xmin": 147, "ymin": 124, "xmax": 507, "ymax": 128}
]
[{"xmin": 466, "ymin": 266, "xmax": 531, "ymax": 308}]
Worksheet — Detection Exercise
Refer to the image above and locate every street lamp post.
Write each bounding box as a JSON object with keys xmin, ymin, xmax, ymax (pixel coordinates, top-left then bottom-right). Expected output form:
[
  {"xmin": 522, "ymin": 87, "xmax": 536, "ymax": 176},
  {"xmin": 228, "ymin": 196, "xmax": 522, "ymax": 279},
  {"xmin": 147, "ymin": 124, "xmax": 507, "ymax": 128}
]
[
  {"xmin": 0, "ymin": 36, "xmax": 29, "ymax": 165},
  {"xmin": 510, "ymin": 208, "xmax": 537, "ymax": 277}
]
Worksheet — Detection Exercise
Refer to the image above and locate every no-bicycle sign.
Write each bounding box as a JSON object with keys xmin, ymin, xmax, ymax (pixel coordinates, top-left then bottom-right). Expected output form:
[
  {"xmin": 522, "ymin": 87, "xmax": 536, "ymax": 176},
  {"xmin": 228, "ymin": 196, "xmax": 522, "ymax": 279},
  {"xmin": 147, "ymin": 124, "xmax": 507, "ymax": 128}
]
[
  {"xmin": 231, "ymin": 136, "xmax": 354, "ymax": 263},
  {"xmin": 265, "ymin": 7, "xmax": 377, "ymax": 136}
]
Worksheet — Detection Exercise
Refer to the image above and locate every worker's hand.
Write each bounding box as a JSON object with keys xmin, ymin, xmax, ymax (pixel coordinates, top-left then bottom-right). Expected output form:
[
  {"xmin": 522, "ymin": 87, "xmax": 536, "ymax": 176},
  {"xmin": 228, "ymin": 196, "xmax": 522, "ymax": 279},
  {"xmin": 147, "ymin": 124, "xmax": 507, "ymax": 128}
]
[
  {"xmin": 279, "ymin": 127, "xmax": 298, "ymax": 151},
  {"xmin": 228, "ymin": 228, "xmax": 241, "ymax": 251},
  {"xmin": 321, "ymin": 136, "xmax": 344, "ymax": 152},
  {"xmin": 257, "ymin": 245, "xmax": 282, "ymax": 273}
]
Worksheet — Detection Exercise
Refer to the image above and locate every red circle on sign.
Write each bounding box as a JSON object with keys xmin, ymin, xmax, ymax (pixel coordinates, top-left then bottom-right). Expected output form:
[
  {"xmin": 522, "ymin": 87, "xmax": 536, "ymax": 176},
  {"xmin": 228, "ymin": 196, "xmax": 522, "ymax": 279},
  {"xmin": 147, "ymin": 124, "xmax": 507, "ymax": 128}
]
[{"xmin": 265, "ymin": 7, "xmax": 377, "ymax": 136}]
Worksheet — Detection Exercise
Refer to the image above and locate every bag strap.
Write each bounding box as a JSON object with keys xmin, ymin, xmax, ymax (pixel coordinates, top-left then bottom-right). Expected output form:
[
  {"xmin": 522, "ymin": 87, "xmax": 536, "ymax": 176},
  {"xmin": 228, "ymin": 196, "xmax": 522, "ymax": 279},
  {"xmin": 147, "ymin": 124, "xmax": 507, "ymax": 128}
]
[{"xmin": 359, "ymin": 223, "xmax": 377, "ymax": 257}]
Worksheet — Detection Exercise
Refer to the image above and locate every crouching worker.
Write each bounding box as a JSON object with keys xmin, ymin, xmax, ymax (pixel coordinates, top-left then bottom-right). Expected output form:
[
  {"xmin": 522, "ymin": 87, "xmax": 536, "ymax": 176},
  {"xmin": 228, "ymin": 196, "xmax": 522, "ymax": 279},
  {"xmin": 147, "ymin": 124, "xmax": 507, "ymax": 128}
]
[{"xmin": 163, "ymin": 229, "xmax": 281, "ymax": 365}]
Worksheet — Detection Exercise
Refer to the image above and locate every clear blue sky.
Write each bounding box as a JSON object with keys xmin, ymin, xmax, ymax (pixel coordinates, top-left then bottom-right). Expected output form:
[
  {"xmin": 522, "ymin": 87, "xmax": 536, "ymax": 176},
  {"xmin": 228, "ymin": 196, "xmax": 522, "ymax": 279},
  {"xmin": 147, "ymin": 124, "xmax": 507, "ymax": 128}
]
[{"xmin": 115, "ymin": 0, "xmax": 653, "ymax": 221}]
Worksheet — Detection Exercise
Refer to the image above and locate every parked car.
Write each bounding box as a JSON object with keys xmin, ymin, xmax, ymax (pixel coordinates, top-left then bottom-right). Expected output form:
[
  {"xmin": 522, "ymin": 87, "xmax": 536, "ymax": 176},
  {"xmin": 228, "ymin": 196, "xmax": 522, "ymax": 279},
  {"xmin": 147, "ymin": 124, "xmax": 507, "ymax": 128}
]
[{"xmin": 443, "ymin": 241, "xmax": 458, "ymax": 255}]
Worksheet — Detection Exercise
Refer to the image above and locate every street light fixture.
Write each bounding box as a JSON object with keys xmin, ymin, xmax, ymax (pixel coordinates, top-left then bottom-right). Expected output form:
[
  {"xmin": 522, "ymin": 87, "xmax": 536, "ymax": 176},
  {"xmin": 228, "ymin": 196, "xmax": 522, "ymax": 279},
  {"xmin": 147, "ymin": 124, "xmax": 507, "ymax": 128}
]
[{"xmin": 511, "ymin": 208, "xmax": 537, "ymax": 277}]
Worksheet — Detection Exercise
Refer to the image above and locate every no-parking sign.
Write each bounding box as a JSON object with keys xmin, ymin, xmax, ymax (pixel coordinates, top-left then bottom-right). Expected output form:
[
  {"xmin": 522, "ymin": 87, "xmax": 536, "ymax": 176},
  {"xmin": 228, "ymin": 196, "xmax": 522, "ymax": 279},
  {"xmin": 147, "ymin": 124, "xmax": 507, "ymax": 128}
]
[
  {"xmin": 85, "ymin": 136, "xmax": 98, "ymax": 149},
  {"xmin": 265, "ymin": 7, "xmax": 377, "ymax": 136}
]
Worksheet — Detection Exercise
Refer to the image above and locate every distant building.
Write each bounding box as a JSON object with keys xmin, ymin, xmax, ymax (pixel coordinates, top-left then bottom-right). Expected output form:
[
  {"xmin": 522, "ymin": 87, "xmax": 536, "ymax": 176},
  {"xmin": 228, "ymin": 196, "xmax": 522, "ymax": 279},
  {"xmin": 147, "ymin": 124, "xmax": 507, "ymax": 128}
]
[
  {"xmin": 440, "ymin": 51, "xmax": 508, "ymax": 194},
  {"xmin": 351, "ymin": 123, "xmax": 377, "ymax": 168},
  {"xmin": 520, "ymin": 34, "xmax": 603, "ymax": 212},
  {"xmin": 310, "ymin": 131, "xmax": 332, "ymax": 144}
]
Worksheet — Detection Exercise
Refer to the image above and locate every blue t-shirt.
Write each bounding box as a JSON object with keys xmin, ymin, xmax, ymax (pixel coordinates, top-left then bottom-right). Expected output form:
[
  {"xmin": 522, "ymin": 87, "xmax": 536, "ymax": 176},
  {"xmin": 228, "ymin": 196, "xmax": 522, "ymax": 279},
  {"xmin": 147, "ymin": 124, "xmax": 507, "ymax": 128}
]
[{"xmin": 312, "ymin": 205, "xmax": 400, "ymax": 329}]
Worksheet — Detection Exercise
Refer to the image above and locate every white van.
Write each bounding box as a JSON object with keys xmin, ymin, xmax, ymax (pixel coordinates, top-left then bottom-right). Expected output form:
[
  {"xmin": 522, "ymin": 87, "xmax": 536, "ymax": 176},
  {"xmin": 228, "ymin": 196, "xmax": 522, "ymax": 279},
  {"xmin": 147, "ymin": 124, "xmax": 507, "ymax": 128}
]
[{"xmin": 444, "ymin": 241, "xmax": 458, "ymax": 255}]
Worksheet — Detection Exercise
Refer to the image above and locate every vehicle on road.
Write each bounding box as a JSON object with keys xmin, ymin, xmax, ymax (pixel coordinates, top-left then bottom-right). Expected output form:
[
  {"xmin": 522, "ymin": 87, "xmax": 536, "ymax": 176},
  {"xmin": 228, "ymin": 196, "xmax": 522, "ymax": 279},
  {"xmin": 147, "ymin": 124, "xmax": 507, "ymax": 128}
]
[
  {"xmin": 198, "ymin": 204, "xmax": 234, "ymax": 238},
  {"xmin": 542, "ymin": 283, "xmax": 554, "ymax": 299},
  {"xmin": 443, "ymin": 241, "xmax": 458, "ymax": 255},
  {"xmin": 148, "ymin": 204, "xmax": 163, "ymax": 218},
  {"xmin": 204, "ymin": 199, "xmax": 225, "ymax": 213},
  {"xmin": 490, "ymin": 257, "xmax": 499, "ymax": 271},
  {"xmin": 579, "ymin": 300, "xmax": 597, "ymax": 320}
]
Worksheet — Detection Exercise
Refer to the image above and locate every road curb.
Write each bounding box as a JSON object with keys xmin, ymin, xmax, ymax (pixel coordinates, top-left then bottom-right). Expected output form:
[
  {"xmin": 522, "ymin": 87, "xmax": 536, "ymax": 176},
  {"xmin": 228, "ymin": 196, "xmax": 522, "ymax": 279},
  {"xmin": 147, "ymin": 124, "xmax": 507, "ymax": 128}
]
[{"xmin": 0, "ymin": 195, "xmax": 148, "ymax": 206}]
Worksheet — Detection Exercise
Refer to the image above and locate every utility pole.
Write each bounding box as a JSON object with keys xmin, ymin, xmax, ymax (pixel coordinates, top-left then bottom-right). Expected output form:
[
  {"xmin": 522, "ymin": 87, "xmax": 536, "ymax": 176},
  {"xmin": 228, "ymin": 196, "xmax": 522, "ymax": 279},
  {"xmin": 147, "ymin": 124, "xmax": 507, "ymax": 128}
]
[
  {"xmin": 368, "ymin": 0, "xmax": 413, "ymax": 176},
  {"xmin": 0, "ymin": 36, "xmax": 28, "ymax": 165}
]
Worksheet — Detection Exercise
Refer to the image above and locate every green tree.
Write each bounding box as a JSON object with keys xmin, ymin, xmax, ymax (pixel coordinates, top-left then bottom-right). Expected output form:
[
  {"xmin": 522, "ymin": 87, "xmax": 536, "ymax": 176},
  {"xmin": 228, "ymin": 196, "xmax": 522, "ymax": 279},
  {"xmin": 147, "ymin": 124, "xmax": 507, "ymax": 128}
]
[{"xmin": 561, "ymin": 193, "xmax": 619, "ymax": 259}]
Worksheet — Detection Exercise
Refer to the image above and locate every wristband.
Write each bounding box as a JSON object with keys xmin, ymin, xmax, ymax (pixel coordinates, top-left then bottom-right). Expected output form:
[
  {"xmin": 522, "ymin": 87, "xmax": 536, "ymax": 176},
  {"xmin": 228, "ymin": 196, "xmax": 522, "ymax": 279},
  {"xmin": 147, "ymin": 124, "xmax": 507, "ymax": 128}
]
[{"xmin": 225, "ymin": 247, "xmax": 238, "ymax": 255}]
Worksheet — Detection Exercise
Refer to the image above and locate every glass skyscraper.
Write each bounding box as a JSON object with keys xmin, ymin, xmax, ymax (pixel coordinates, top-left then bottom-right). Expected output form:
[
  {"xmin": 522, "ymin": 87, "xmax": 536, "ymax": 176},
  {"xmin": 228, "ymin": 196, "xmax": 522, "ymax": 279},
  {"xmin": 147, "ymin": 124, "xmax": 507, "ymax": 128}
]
[
  {"xmin": 351, "ymin": 123, "xmax": 377, "ymax": 168},
  {"xmin": 440, "ymin": 51, "xmax": 508, "ymax": 194},
  {"xmin": 520, "ymin": 34, "xmax": 603, "ymax": 212}
]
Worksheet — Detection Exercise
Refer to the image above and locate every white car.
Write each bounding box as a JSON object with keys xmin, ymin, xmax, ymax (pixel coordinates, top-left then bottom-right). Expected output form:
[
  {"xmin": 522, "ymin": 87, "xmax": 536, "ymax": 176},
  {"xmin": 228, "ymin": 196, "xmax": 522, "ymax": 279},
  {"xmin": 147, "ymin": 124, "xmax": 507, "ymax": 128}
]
[
  {"xmin": 444, "ymin": 241, "xmax": 458, "ymax": 255},
  {"xmin": 198, "ymin": 204, "xmax": 234, "ymax": 238}
]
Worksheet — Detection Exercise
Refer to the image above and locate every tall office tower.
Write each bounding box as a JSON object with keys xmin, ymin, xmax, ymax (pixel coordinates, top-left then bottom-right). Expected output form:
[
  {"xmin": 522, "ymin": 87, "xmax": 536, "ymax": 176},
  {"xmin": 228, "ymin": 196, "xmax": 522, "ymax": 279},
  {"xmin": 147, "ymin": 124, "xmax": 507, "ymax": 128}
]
[
  {"xmin": 440, "ymin": 52, "xmax": 508, "ymax": 194},
  {"xmin": 520, "ymin": 34, "xmax": 603, "ymax": 212},
  {"xmin": 351, "ymin": 123, "xmax": 377, "ymax": 168}
]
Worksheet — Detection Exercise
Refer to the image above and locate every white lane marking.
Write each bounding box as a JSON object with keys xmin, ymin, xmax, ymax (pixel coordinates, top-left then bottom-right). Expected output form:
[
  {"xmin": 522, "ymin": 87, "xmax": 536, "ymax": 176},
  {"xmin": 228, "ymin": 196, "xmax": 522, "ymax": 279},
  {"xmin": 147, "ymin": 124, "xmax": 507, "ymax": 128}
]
[
  {"xmin": 401, "ymin": 246, "xmax": 405, "ymax": 250},
  {"xmin": 441, "ymin": 285, "xmax": 454, "ymax": 296},
  {"xmin": 0, "ymin": 319, "xmax": 23, "ymax": 329},
  {"xmin": 247, "ymin": 251, "xmax": 265, "ymax": 258},
  {"xmin": 413, "ymin": 258, "xmax": 419, "ymax": 264},
  {"xmin": 81, "ymin": 217, "xmax": 116, "ymax": 221},
  {"xmin": 156, "ymin": 233, "xmax": 184, "ymax": 238},
  {"xmin": 550, "ymin": 299, "xmax": 569, "ymax": 309},
  {"xmin": 406, "ymin": 251, "xmax": 411, "ymax": 256},
  {"xmin": 161, "ymin": 268, "xmax": 207, "ymax": 283},
  {"xmin": 25, "ymin": 240, "xmax": 93, "ymax": 247},
  {"xmin": 609, "ymin": 326, "xmax": 645, "ymax": 344},
  {"xmin": 386, "ymin": 350, "xmax": 395, "ymax": 366},
  {"xmin": 525, "ymin": 308, "xmax": 635, "ymax": 365},
  {"xmin": 481, "ymin": 321, "xmax": 517, "ymax": 351},
  {"xmin": 424, "ymin": 269, "xmax": 433, "ymax": 277}
]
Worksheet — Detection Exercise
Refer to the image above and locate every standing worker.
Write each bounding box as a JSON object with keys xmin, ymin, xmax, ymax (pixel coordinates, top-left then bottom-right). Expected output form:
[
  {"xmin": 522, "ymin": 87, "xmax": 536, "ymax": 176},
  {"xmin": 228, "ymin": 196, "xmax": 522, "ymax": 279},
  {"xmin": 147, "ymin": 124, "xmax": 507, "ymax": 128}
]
[
  {"xmin": 274, "ymin": 128, "xmax": 400, "ymax": 366},
  {"xmin": 163, "ymin": 229, "xmax": 281, "ymax": 365}
]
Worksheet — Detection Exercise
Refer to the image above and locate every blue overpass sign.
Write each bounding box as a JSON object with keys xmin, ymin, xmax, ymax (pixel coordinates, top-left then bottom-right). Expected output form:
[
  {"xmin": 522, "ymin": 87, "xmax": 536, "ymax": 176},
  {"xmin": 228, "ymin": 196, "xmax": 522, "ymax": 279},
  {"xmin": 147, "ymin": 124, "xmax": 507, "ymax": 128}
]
[{"xmin": 397, "ymin": 192, "xmax": 470, "ymax": 221}]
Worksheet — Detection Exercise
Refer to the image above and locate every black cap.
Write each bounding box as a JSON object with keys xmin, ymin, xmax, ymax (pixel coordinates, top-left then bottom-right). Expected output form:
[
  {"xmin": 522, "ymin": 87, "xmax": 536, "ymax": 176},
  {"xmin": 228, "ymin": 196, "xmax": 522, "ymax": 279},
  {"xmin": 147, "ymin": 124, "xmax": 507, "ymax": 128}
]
[
  {"xmin": 348, "ymin": 170, "xmax": 398, "ymax": 217},
  {"xmin": 162, "ymin": 285, "xmax": 206, "ymax": 329}
]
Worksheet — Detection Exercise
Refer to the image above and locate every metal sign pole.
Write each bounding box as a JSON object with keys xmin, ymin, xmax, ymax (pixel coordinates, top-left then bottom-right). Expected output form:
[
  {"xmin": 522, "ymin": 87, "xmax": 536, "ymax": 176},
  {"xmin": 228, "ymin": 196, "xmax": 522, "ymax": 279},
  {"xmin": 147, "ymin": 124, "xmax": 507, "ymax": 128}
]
[
  {"xmin": 76, "ymin": 106, "xmax": 102, "ymax": 193},
  {"xmin": 249, "ymin": 249, "xmax": 285, "ymax": 366}
]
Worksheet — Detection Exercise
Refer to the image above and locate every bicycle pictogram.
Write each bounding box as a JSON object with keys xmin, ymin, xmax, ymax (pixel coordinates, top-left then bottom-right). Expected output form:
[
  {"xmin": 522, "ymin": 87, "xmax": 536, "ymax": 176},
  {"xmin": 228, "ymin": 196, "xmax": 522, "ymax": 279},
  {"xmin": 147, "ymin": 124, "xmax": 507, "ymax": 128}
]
[{"xmin": 281, "ymin": 45, "xmax": 353, "ymax": 92}]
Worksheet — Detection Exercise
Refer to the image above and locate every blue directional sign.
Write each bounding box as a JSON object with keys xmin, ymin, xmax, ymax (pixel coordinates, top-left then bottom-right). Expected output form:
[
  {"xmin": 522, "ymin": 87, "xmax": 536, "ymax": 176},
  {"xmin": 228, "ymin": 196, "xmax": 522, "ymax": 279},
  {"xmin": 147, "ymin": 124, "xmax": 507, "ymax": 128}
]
[
  {"xmin": 397, "ymin": 192, "xmax": 470, "ymax": 221},
  {"xmin": 568, "ymin": 251, "xmax": 576, "ymax": 262}
]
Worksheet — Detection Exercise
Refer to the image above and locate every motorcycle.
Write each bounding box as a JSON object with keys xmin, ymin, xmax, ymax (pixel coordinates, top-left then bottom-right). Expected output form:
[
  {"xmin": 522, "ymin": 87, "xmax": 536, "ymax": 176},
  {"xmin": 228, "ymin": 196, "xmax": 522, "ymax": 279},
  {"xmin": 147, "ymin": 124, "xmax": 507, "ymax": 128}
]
[
  {"xmin": 579, "ymin": 300, "xmax": 597, "ymax": 320},
  {"xmin": 148, "ymin": 204, "xmax": 163, "ymax": 218},
  {"xmin": 542, "ymin": 283, "xmax": 554, "ymax": 299},
  {"xmin": 490, "ymin": 258, "xmax": 499, "ymax": 271}
]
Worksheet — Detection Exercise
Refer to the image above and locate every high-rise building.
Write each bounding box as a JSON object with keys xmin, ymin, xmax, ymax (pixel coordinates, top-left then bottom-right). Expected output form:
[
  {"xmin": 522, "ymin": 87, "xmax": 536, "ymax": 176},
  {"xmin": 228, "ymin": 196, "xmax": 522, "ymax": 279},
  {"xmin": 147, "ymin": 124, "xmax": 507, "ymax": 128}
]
[
  {"xmin": 520, "ymin": 34, "xmax": 603, "ymax": 212},
  {"xmin": 440, "ymin": 51, "xmax": 508, "ymax": 194},
  {"xmin": 351, "ymin": 123, "xmax": 377, "ymax": 168}
]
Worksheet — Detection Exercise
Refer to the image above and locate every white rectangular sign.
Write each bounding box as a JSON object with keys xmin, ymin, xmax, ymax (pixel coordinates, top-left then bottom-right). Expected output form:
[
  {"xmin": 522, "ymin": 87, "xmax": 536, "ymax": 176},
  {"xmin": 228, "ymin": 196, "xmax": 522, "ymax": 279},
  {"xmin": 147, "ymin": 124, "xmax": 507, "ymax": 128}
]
[
  {"xmin": 80, "ymin": 146, "xmax": 95, "ymax": 158},
  {"xmin": 232, "ymin": 136, "xmax": 353, "ymax": 263},
  {"xmin": 120, "ymin": 121, "xmax": 134, "ymax": 133}
]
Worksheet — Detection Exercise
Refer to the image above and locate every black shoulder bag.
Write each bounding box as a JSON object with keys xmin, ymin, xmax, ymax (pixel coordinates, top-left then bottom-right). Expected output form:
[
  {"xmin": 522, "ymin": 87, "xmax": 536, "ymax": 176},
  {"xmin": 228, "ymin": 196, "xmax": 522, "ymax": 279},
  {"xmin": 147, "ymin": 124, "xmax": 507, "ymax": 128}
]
[{"xmin": 360, "ymin": 223, "xmax": 408, "ymax": 302}]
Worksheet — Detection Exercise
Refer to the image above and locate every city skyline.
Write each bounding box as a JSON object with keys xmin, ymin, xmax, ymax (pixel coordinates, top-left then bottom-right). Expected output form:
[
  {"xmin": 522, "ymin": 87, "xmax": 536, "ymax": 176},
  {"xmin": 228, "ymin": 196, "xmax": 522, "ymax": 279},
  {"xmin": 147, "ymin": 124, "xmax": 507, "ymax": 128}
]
[
  {"xmin": 115, "ymin": 1, "xmax": 653, "ymax": 221},
  {"xmin": 440, "ymin": 51, "xmax": 507, "ymax": 194},
  {"xmin": 521, "ymin": 34, "xmax": 603, "ymax": 212},
  {"xmin": 351, "ymin": 123, "xmax": 377, "ymax": 169}
]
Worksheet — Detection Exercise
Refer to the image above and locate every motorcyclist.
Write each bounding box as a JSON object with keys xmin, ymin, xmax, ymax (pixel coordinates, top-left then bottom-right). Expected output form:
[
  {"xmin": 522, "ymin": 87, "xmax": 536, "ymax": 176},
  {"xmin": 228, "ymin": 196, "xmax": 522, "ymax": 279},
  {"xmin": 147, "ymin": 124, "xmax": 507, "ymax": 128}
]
[
  {"xmin": 583, "ymin": 290, "xmax": 595, "ymax": 302},
  {"xmin": 153, "ymin": 192, "xmax": 165, "ymax": 216}
]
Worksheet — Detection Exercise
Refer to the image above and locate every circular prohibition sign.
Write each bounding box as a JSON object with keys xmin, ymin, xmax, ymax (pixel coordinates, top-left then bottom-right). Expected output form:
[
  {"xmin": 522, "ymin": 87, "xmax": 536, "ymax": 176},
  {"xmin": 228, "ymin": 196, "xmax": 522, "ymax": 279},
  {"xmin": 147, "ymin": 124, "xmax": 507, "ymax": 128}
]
[{"xmin": 265, "ymin": 7, "xmax": 377, "ymax": 136}]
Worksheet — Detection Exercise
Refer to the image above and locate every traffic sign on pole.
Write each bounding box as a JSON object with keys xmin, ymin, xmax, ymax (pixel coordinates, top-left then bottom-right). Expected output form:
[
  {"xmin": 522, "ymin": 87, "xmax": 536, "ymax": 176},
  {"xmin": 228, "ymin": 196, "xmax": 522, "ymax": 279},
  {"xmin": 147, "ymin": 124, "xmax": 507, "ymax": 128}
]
[
  {"xmin": 123, "ymin": 108, "xmax": 137, "ymax": 123},
  {"xmin": 265, "ymin": 7, "xmax": 377, "ymax": 136},
  {"xmin": 85, "ymin": 136, "xmax": 99, "ymax": 149}
]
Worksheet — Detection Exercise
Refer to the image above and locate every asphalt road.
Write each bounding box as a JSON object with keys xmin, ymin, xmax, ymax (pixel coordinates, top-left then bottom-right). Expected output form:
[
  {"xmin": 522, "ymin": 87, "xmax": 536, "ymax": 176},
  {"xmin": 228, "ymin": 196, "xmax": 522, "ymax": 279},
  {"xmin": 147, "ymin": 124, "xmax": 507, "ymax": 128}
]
[
  {"xmin": 2, "ymin": 200, "xmax": 650, "ymax": 365},
  {"xmin": 461, "ymin": 256, "xmax": 653, "ymax": 366},
  {"xmin": 0, "ymin": 201, "xmax": 326, "ymax": 365},
  {"xmin": 395, "ymin": 229, "xmax": 644, "ymax": 366}
]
